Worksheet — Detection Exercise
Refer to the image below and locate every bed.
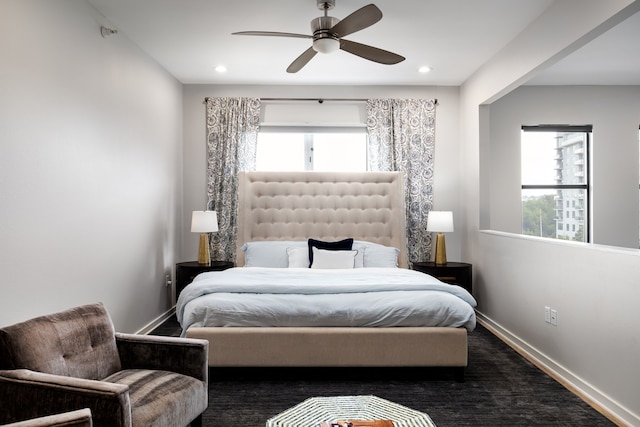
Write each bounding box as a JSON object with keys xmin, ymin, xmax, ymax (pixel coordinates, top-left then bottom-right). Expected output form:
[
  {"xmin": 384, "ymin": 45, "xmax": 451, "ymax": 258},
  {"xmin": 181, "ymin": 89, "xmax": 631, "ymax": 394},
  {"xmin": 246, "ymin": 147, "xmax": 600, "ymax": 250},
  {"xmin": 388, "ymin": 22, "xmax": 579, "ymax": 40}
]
[{"xmin": 179, "ymin": 171, "xmax": 476, "ymax": 376}]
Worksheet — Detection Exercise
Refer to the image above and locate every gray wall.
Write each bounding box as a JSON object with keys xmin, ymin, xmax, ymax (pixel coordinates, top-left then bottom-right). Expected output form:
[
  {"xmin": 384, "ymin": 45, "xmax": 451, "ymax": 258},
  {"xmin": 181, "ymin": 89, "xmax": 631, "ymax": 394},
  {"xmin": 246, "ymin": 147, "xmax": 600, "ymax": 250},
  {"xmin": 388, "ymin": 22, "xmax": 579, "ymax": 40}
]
[
  {"xmin": 489, "ymin": 85, "xmax": 640, "ymax": 249},
  {"xmin": 181, "ymin": 85, "xmax": 463, "ymax": 267},
  {"xmin": 0, "ymin": 0, "xmax": 183, "ymax": 332},
  {"xmin": 461, "ymin": 0, "xmax": 640, "ymax": 424}
]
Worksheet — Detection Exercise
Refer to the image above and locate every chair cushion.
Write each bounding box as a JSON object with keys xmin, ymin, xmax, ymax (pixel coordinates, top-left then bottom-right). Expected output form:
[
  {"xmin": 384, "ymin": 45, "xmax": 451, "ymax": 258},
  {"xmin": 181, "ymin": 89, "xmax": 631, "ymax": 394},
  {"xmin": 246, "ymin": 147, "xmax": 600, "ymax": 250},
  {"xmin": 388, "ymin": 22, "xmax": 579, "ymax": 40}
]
[
  {"xmin": 0, "ymin": 304, "xmax": 121, "ymax": 380},
  {"xmin": 103, "ymin": 369, "xmax": 207, "ymax": 427}
]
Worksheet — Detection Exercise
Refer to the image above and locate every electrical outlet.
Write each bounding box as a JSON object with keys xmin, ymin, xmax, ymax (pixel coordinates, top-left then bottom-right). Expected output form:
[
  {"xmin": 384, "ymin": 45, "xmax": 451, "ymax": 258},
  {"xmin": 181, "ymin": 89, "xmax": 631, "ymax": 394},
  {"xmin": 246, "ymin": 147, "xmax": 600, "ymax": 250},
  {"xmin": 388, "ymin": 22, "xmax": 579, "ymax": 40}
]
[
  {"xmin": 550, "ymin": 309, "xmax": 558, "ymax": 326},
  {"xmin": 544, "ymin": 306, "xmax": 551, "ymax": 323}
]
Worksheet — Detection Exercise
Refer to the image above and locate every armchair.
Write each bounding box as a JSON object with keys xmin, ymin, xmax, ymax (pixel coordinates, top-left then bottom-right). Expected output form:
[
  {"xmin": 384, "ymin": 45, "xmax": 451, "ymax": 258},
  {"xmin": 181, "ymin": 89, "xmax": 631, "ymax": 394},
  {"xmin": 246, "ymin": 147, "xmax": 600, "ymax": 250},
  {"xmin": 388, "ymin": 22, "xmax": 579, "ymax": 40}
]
[{"xmin": 0, "ymin": 303, "xmax": 208, "ymax": 427}]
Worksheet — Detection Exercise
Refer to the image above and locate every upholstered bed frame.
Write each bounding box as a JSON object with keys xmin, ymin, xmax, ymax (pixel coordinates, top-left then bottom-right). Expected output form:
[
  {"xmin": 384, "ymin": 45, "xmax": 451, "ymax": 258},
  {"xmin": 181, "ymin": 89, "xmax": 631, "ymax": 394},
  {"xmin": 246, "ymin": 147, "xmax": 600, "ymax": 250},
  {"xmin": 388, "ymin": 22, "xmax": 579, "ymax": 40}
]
[{"xmin": 186, "ymin": 171, "xmax": 468, "ymax": 373}]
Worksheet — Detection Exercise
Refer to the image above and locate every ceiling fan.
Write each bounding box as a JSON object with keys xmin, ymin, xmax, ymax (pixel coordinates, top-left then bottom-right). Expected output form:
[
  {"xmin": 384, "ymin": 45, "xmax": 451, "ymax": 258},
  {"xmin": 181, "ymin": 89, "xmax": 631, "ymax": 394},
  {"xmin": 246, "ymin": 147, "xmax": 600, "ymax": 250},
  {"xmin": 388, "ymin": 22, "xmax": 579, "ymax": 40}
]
[{"xmin": 232, "ymin": 0, "xmax": 405, "ymax": 73}]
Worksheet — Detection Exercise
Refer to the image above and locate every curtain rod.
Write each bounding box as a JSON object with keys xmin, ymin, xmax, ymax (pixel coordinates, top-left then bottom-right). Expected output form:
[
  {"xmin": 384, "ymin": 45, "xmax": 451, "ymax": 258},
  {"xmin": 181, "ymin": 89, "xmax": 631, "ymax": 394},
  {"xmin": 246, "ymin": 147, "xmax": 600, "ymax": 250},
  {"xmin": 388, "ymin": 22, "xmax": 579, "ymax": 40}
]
[
  {"xmin": 204, "ymin": 97, "xmax": 438, "ymax": 104},
  {"xmin": 261, "ymin": 97, "xmax": 367, "ymax": 103}
]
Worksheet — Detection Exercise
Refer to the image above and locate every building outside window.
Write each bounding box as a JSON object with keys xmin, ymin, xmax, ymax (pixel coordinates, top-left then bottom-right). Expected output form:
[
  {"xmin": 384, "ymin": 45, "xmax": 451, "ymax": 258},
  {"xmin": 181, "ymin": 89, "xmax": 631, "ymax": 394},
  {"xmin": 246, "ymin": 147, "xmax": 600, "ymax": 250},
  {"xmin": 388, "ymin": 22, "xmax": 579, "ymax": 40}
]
[{"xmin": 521, "ymin": 125, "xmax": 591, "ymax": 242}]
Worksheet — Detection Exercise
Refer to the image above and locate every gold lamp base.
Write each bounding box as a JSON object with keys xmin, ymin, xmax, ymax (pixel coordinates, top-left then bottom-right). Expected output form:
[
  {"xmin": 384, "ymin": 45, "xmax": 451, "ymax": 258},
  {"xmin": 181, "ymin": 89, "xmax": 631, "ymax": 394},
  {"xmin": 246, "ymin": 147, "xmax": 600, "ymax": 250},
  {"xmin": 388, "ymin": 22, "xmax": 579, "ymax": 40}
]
[
  {"xmin": 434, "ymin": 232, "xmax": 447, "ymax": 265},
  {"xmin": 197, "ymin": 233, "xmax": 211, "ymax": 265}
]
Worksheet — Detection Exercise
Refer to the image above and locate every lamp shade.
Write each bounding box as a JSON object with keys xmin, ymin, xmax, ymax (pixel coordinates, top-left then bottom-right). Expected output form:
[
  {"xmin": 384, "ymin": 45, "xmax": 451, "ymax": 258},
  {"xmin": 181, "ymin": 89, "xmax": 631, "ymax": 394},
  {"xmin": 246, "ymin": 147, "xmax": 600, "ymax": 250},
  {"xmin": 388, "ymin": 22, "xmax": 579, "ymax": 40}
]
[
  {"xmin": 426, "ymin": 211, "xmax": 454, "ymax": 233},
  {"xmin": 191, "ymin": 211, "xmax": 218, "ymax": 233}
]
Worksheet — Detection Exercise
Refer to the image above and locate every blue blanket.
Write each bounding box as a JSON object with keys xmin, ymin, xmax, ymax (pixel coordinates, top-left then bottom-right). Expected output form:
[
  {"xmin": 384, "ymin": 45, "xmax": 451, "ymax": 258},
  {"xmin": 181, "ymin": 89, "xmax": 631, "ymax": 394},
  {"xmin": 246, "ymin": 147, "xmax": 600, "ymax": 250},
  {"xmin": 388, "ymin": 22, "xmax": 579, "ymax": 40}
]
[{"xmin": 177, "ymin": 267, "xmax": 477, "ymax": 334}]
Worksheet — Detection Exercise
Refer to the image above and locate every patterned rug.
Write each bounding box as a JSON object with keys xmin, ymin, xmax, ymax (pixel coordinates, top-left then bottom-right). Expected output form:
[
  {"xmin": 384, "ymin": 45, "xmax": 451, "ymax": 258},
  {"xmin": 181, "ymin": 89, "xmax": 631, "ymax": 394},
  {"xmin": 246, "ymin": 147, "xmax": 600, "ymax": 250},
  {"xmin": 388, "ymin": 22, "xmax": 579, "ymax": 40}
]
[{"xmin": 266, "ymin": 395, "xmax": 436, "ymax": 427}]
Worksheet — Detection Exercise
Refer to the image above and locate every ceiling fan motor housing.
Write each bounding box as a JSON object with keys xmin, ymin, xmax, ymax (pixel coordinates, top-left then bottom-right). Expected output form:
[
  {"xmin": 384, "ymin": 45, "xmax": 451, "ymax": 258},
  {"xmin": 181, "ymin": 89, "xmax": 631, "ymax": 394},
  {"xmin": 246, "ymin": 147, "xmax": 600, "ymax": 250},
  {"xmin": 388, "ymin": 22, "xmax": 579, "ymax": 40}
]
[{"xmin": 311, "ymin": 16, "xmax": 340, "ymax": 53}]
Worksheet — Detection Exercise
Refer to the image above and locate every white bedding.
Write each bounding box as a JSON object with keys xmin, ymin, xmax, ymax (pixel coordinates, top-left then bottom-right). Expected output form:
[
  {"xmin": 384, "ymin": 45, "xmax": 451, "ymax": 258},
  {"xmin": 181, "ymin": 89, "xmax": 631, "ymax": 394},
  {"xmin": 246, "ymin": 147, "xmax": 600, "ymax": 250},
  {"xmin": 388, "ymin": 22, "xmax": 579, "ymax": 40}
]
[{"xmin": 176, "ymin": 267, "xmax": 477, "ymax": 335}]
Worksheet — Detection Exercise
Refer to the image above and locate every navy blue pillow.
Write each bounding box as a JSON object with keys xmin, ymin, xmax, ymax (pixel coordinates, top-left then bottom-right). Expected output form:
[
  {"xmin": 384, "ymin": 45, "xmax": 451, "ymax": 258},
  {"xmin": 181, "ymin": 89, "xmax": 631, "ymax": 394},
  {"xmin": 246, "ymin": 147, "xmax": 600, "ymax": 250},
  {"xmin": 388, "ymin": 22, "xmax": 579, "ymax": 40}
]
[{"xmin": 308, "ymin": 238, "xmax": 354, "ymax": 267}]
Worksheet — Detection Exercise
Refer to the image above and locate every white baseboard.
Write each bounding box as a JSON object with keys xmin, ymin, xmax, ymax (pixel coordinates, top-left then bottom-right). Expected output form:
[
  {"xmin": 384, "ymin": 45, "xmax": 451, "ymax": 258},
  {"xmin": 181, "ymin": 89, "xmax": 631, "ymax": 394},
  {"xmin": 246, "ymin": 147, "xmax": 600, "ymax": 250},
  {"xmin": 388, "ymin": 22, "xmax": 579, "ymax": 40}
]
[
  {"xmin": 476, "ymin": 312, "xmax": 637, "ymax": 427},
  {"xmin": 136, "ymin": 306, "xmax": 176, "ymax": 335}
]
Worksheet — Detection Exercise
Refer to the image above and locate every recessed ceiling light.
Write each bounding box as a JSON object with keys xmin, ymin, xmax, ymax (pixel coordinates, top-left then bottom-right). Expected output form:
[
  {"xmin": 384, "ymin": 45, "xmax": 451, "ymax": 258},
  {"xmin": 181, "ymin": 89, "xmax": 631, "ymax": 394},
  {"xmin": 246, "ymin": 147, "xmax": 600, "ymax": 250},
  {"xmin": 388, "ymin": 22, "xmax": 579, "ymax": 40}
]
[
  {"xmin": 418, "ymin": 66, "xmax": 431, "ymax": 73},
  {"xmin": 214, "ymin": 65, "xmax": 227, "ymax": 73}
]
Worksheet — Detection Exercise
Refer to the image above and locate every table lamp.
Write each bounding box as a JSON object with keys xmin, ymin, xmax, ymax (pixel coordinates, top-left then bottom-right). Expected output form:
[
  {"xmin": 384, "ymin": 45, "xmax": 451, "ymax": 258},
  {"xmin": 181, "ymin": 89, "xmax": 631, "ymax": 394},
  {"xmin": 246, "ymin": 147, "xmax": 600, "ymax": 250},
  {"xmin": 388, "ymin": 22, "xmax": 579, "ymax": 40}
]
[
  {"xmin": 191, "ymin": 211, "xmax": 218, "ymax": 265},
  {"xmin": 427, "ymin": 211, "xmax": 454, "ymax": 265}
]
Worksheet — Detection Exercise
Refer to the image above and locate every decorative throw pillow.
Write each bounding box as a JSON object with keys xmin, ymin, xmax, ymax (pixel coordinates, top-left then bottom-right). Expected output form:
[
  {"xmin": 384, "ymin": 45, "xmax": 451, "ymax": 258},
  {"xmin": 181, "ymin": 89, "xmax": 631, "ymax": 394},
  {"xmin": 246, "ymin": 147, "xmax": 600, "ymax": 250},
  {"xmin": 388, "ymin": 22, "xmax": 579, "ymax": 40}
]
[
  {"xmin": 287, "ymin": 247, "xmax": 310, "ymax": 268},
  {"xmin": 310, "ymin": 247, "xmax": 358, "ymax": 269},
  {"xmin": 308, "ymin": 238, "xmax": 354, "ymax": 265}
]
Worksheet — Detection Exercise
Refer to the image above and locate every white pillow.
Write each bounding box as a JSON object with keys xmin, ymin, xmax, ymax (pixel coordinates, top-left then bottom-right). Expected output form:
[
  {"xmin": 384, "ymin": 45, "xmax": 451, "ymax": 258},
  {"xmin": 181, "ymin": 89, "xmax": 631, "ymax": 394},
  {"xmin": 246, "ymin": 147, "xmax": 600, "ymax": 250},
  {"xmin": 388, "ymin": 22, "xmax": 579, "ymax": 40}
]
[
  {"xmin": 287, "ymin": 247, "xmax": 310, "ymax": 268},
  {"xmin": 240, "ymin": 240, "xmax": 399, "ymax": 268},
  {"xmin": 353, "ymin": 241, "xmax": 400, "ymax": 268},
  {"xmin": 288, "ymin": 245, "xmax": 364, "ymax": 268},
  {"xmin": 241, "ymin": 241, "xmax": 307, "ymax": 268},
  {"xmin": 310, "ymin": 247, "xmax": 358, "ymax": 269}
]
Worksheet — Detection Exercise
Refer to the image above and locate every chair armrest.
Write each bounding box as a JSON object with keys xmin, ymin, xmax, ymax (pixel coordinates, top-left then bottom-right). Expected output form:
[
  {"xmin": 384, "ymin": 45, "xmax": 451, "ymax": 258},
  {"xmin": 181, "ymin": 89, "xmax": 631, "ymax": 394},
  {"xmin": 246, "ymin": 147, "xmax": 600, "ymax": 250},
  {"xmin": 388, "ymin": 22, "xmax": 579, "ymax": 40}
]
[
  {"xmin": 1, "ymin": 408, "xmax": 92, "ymax": 427},
  {"xmin": 115, "ymin": 333, "xmax": 208, "ymax": 382},
  {"xmin": 0, "ymin": 369, "xmax": 130, "ymax": 426}
]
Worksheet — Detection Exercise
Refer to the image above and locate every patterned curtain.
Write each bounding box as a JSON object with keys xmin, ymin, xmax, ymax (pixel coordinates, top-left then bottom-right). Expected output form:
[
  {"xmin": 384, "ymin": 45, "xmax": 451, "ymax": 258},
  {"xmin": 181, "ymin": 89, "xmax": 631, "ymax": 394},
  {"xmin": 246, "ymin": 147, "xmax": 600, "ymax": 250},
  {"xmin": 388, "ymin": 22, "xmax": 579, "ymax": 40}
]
[
  {"xmin": 205, "ymin": 97, "xmax": 261, "ymax": 262},
  {"xmin": 366, "ymin": 99, "xmax": 437, "ymax": 264}
]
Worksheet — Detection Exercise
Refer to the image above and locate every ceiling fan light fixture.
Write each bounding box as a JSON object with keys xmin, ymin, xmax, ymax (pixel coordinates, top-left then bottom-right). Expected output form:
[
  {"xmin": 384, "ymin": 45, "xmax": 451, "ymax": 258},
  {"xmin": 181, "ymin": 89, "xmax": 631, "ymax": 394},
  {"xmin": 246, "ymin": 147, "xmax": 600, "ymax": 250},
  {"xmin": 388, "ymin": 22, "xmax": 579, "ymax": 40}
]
[
  {"xmin": 313, "ymin": 37, "xmax": 340, "ymax": 54},
  {"xmin": 232, "ymin": 2, "xmax": 403, "ymax": 72}
]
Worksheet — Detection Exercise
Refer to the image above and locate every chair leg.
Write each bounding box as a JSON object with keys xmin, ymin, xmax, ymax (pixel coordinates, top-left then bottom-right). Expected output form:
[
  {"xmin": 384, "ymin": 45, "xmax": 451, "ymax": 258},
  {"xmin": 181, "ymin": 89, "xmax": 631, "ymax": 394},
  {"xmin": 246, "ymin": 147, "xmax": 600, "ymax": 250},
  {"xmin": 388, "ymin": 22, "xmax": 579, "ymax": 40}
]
[{"xmin": 190, "ymin": 414, "xmax": 203, "ymax": 427}]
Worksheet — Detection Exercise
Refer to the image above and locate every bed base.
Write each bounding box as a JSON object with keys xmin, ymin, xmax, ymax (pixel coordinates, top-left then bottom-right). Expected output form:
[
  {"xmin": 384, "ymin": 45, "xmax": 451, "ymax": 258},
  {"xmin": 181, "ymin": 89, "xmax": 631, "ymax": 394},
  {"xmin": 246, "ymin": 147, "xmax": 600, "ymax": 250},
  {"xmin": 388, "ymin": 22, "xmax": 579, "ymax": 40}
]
[{"xmin": 186, "ymin": 327, "xmax": 467, "ymax": 371}]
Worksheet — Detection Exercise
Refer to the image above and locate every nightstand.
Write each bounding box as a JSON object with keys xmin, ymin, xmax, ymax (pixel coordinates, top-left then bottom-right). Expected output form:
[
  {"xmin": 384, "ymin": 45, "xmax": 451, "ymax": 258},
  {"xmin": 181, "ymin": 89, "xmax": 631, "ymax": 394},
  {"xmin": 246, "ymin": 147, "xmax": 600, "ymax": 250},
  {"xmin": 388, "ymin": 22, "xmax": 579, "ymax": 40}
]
[
  {"xmin": 412, "ymin": 261, "xmax": 472, "ymax": 294},
  {"xmin": 175, "ymin": 261, "xmax": 234, "ymax": 299}
]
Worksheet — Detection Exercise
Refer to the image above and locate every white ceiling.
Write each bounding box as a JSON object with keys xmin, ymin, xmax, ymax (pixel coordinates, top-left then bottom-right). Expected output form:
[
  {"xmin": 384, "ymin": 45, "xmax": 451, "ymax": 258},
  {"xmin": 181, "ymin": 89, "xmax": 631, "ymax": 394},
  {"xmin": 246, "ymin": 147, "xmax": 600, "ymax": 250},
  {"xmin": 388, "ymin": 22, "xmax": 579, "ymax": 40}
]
[
  {"xmin": 526, "ymin": 9, "xmax": 640, "ymax": 85},
  {"xmin": 87, "ymin": 0, "xmax": 639, "ymax": 86}
]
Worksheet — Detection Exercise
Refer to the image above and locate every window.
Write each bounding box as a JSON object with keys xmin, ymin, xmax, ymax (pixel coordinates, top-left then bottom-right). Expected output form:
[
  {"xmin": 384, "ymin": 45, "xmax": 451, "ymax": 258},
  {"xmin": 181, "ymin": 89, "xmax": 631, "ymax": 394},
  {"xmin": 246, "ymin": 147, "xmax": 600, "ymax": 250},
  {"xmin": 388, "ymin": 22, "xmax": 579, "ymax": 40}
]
[
  {"xmin": 256, "ymin": 130, "xmax": 367, "ymax": 172},
  {"xmin": 521, "ymin": 125, "xmax": 591, "ymax": 242}
]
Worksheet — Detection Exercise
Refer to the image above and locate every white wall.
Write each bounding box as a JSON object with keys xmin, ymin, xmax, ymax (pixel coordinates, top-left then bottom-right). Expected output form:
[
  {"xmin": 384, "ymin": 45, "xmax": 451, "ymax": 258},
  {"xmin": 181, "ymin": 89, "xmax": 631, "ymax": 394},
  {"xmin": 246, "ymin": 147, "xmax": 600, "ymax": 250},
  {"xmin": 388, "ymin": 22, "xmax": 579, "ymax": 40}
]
[
  {"xmin": 489, "ymin": 85, "xmax": 640, "ymax": 248},
  {"xmin": 461, "ymin": 0, "xmax": 640, "ymax": 424},
  {"xmin": 0, "ymin": 0, "xmax": 183, "ymax": 332},
  {"xmin": 182, "ymin": 85, "xmax": 462, "ymax": 265}
]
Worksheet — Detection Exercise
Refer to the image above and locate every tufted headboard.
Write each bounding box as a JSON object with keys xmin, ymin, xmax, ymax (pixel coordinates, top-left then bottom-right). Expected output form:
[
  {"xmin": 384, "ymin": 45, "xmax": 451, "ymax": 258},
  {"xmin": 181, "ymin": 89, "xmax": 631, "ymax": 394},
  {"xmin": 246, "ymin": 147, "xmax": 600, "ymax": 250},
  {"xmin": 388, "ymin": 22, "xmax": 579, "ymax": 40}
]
[{"xmin": 236, "ymin": 171, "xmax": 408, "ymax": 268}]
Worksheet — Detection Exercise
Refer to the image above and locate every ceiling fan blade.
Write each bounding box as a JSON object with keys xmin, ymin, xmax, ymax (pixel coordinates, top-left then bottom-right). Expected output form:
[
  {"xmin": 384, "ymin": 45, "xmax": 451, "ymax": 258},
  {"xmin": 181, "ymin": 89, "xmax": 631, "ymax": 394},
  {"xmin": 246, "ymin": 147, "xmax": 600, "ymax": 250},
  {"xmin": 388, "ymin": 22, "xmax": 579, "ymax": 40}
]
[
  {"xmin": 287, "ymin": 47, "xmax": 318, "ymax": 73},
  {"xmin": 330, "ymin": 4, "xmax": 382, "ymax": 38},
  {"xmin": 340, "ymin": 39, "xmax": 405, "ymax": 65},
  {"xmin": 232, "ymin": 31, "xmax": 312, "ymax": 39}
]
